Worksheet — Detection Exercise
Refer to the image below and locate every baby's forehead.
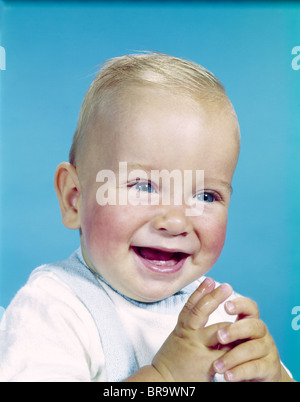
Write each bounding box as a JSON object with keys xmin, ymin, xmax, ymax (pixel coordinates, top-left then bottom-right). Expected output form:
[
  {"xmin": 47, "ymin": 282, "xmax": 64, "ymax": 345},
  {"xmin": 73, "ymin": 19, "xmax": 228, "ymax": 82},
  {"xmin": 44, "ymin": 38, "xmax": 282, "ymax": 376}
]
[
  {"xmin": 88, "ymin": 85, "xmax": 239, "ymax": 151},
  {"xmin": 76, "ymin": 83, "xmax": 239, "ymax": 171},
  {"xmin": 93, "ymin": 83, "xmax": 233, "ymax": 121},
  {"xmin": 69, "ymin": 54, "xmax": 240, "ymax": 167},
  {"xmin": 76, "ymin": 90, "xmax": 240, "ymax": 186}
]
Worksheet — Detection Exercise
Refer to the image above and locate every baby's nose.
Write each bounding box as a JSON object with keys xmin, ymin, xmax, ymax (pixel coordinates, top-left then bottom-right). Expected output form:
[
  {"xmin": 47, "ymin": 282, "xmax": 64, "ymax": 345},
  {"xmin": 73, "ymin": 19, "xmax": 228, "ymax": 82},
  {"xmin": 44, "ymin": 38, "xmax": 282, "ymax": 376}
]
[{"xmin": 152, "ymin": 209, "xmax": 193, "ymax": 237}]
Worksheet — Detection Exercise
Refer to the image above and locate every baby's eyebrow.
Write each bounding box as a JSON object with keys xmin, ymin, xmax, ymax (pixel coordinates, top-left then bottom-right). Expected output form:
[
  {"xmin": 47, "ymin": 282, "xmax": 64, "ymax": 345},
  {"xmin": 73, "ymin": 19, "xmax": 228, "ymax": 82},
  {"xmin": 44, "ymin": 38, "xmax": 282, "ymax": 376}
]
[
  {"xmin": 208, "ymin": 179, "xmax": 233, "ymax": 195},
  {"xmin": 126, "ymin": 163, "xmax": 154, "ymax": 173}
]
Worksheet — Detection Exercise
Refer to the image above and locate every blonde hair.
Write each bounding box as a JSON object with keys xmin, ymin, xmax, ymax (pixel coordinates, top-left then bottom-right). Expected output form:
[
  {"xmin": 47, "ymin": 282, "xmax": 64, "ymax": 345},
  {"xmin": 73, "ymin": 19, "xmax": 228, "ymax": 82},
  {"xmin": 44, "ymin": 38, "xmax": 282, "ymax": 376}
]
[{"xmin": 69, "ymin": 52, "xmax": 231, "ymax": 166}]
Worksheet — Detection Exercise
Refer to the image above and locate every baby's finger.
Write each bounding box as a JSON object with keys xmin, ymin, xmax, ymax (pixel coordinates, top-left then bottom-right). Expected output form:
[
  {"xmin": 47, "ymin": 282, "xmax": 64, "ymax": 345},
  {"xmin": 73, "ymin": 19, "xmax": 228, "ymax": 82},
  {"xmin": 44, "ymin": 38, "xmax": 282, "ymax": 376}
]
[
  {"xmin": 225, "ymin": 297, "xmax": 259, "ymax": 320},
  {"xmin": 214, "ymin": 337, "xmax": 270, "ymax": 376},
  {"xmin": 223, "ymin": 358, "xmax": 271, "ymax": 382},
  {"xmin": 184, "ymin": 278, "xmax": 216, "ymax": 309},
  {"xmin": 177, "ymin": 278, "xmax": 215, "ymax": 327},
  {"xmin": 217, "ymin": 318, "xmax": 267, "ymax": 345},
  {"xmin": 201, "ymin": 322, "xmax": 232, "ymax": 348},
  {"xmin": 180, "ymin": 282, "xmax": 233, "ymax": 330}
]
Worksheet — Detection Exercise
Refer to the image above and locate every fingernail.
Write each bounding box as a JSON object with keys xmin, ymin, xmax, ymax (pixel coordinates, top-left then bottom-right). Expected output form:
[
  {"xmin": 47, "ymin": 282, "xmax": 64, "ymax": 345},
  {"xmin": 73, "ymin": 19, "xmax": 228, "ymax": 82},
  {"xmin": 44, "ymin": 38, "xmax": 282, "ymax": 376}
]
[
  {"xmin": 225, "ymin": 301, "xmax": 235, "ymax": 314},
  {"xmin": 226, "ymin": 371, "xmax": 234, "ymax": 381},
  {"xmin": 220, "ymin": 283, "xmax": 231, "ymax": 292},
  {"xmin": 214, "ymin": 360, "xmax": 225, "ymax": 373},
  {"xmin": 204, "ymin": 277, "xmax": 214, "ymax": 287},
  {"xmin": 218, "ymin": 329, "xmax": 229, "ymax": 343}
]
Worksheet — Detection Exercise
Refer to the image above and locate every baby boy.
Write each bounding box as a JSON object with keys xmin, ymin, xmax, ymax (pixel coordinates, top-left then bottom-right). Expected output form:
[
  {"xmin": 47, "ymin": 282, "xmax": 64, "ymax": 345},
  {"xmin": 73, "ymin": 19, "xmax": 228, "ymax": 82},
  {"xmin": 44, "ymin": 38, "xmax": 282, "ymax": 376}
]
[{"xmin": 0, "ymin": 53, "xmax": 293, "ymax": 382}]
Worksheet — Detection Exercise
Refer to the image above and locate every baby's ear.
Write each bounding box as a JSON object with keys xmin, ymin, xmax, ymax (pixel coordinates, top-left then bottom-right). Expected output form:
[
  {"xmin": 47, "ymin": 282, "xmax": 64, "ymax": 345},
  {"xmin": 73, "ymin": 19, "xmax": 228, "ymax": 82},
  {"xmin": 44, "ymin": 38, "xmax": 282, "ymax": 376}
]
[{"xmin": 54, "ymin": 162, "xmax": 81, "ymax": 229}]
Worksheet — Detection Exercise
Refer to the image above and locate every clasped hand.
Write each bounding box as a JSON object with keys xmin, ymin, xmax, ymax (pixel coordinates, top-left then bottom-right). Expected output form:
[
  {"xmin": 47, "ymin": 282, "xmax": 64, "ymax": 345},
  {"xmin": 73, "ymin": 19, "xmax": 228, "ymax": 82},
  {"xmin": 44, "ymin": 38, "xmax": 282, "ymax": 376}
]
[{"xmin": 152, "ymin": 278, "xmax": 290, "ymax": 382}]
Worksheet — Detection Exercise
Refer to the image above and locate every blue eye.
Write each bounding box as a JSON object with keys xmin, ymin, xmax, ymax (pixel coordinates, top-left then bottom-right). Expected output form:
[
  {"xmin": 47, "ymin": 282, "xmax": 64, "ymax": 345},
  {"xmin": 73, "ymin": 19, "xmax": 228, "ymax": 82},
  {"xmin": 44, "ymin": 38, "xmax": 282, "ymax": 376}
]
[
  {"xmin": 194, "ymin": 192, "xmax": 217, "ymax": 203},
  {"xmin": 130, "ymin": 180, "xmax": 156, "ymax": 193}
]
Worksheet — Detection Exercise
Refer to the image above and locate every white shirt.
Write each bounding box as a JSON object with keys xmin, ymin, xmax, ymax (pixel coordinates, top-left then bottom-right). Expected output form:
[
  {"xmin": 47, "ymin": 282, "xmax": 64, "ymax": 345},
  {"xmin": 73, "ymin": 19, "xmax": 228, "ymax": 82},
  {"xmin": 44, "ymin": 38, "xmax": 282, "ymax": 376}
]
[{"xmin": 0, "ymin": 268, "xmax": 261, "ymax": 382}]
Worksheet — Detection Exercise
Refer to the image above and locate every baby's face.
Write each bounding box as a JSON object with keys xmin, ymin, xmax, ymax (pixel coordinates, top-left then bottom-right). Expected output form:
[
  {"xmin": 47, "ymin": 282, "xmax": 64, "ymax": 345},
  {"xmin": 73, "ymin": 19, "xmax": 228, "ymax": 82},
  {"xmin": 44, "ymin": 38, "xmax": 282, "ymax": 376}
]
[{"xmin": 77, "ymin": 86, "xmax": 240, "ymax": 302}]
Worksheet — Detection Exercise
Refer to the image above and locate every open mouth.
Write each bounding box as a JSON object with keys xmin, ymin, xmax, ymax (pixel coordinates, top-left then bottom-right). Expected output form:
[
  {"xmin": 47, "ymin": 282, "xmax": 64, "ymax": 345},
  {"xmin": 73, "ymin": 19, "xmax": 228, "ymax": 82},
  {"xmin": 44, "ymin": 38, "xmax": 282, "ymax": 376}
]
[{"xmin": 132, "ymin": 246, "xmax": 190, "ymax": 274}]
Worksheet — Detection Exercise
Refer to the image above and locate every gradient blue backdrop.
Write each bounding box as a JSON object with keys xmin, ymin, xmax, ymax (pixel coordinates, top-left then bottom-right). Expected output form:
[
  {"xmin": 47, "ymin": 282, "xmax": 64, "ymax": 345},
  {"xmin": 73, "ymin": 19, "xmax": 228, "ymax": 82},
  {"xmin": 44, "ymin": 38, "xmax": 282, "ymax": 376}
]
[{"xmin": 0, "ymin": 0, "xmax": 299, "ymax": 380}]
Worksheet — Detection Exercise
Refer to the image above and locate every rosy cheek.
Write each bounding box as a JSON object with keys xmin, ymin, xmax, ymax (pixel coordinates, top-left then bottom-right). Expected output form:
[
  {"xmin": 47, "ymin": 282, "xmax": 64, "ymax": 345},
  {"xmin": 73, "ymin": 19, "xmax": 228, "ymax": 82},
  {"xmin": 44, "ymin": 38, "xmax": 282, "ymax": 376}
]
[
  {"xmin": 84, "ymin": 209, "xmax": 112, "ymax": 253},
  {"xmin": 196, "ymin": 213, "xmax": 228, "ymax": 265},
  {"xmin": 82, "ymin": 203, "xmax": 131, "ymax": 258},
  {"xmin": 209, "ymin": 223, "xmax": 227, "ymax": 263}
]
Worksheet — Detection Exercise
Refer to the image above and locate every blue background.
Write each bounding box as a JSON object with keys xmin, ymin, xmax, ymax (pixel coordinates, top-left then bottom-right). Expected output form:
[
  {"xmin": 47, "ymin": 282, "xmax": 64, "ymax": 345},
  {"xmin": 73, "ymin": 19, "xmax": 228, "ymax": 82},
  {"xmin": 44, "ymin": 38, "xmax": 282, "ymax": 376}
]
[{"xmin": 0, "ymin": 0, "xmax": 299, "ymax": 380}]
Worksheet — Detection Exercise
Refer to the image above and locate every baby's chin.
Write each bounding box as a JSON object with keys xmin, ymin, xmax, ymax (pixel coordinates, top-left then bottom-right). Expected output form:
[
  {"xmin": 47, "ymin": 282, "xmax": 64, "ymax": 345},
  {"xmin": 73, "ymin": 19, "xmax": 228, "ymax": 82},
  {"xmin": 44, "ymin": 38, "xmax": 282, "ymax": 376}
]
[
  {"xmin": 116, "ymin": 277, "xmax": 196, "ymax": 304},
  {"xmin": 115, "ymin": 284, "xmax": 177, "ymax": 303},
  {"xmin": 107, "ymin": 277, "xmax": 183, "ymax": 303}
]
